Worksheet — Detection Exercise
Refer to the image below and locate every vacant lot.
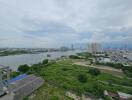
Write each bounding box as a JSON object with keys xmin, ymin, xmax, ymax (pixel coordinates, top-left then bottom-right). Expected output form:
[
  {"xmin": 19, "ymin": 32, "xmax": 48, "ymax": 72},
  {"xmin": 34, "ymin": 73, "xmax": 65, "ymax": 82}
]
[
  {"xmin": 29, "ymin": 59, "xmax": 132, "ymax": 99},
  {"xmin": 74, "ymin": 61, "xmax": 124, "ymax": 77},
  {"xmin": 29, "ymin": 83, "xmax": 72, "ymax": 100}
]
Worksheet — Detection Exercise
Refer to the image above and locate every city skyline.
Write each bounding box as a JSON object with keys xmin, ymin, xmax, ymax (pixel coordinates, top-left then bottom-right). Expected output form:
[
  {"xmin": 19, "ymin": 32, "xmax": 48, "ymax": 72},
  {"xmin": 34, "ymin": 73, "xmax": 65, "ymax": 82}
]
[{"xmin": 0, "ymin": 0, "xmax": 132, "ymax": 48}]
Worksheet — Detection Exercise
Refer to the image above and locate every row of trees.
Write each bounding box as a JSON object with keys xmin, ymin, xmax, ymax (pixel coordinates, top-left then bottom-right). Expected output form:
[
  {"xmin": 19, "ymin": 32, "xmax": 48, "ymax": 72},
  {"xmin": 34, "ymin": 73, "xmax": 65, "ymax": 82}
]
[
  {"xmin": 69, "ymin": 55, "xmax": 81, "ymax": 59},
  {"xmin": 77, "ymin": 52, "xmax": 93, "ymax": 59},
  {"xmin": 96, "ymin": 62, "xmax": 132, "ymax": 77},
  {"xmin": 16, "ymin": 59, "xmax": 49, "ymax": 74}
]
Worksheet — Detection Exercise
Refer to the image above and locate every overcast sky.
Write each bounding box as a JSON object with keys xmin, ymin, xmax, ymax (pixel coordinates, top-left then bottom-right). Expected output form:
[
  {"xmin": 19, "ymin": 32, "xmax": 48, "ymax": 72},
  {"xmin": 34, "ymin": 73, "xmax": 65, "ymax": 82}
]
[{"xmin": 0, "ymin": 0, "xmax": 132, "ymax": 48}]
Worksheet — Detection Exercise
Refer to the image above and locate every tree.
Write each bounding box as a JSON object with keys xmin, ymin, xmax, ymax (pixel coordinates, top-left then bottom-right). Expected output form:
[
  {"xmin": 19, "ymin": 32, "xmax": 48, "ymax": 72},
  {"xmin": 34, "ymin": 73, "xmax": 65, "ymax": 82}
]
[
  {"xmin": 69, "ymin": 55, "xmax": 80, "ymax": 59},
  {"xmin": 88, "ymin": 68, "xmax": 101, "ymax": 76},
  {"xmin": 10, "ymin": 71, "xmax": 20, "ymax": 78},
  {"xmin": 42, "ymin": 59, "xmax": 49, "ymax": 65},
  {"xmin": 18, "ymin": 64, "xmax": 30, "ymax": 73},
  {"xmin": 78, "ymin": 74, "xmax": 87, "ymax": 83}
]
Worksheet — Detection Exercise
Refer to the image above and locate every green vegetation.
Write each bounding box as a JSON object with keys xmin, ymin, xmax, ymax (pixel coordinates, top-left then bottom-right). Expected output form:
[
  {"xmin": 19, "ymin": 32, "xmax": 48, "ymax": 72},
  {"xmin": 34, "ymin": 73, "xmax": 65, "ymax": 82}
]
[
  {"xmin": 0, "ymin": 50, "xmax": 30, "ymax": 56},
  {"xmin": 18, "ymin": 64, "xmax": 30, "ymax": 73},
  {"xmin": 69, "ymin": 52, "xmax": 94, "ymax": 61},
  {"xmin": 88, "ymin": 68, "xmax": 101, "ymax": 76},
  {"xmin": 10, "ymin": 71, "xmax": 20, "ymax": 78},
  {"xmin": 69, "ymin": 55, "xmax": 80, "ymax": 59},
  {"xmin": 16, "ymin": 59, "xmax": 132, "ymax": 99},
  {"xmin": 37, "ymin": 60, "xmax": 105, "ymax": 97},
  {"xmin": 42, "ymin": 59, "xmax": 49, "ymax": 65},
  {"xmin": 30, "ymin": 83, "xmax": 72, "ymax": 100},
  {"xmin": 78, "ymin": 74, "xmax": 87, "ymax": 83},
  {"xmin": 96, "ymin": 62, "xmax": 124, "ymax": 69},
  {"xmin": 77, "ymin": 52, "xmax": 93, "ymax": 59},
  {"xmin": 77, "ymin": 52, "xmax": 132, "ymax": 77},
  {"xmin": 13, "ymin": 52, "xmax": 132, "ymax": 99},
  {"xmin": 96, "ymin": 62, "xmax": 132, "ymax": 77}
]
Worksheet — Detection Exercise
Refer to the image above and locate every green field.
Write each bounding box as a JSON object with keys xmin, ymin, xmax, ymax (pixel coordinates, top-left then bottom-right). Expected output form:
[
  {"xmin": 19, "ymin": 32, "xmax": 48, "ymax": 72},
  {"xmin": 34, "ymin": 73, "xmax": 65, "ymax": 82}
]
[
  {"xmin": 29, "ymin": 83, "xmax": 72, "ymax": 100},
  {"xmin": 27, "ymin": 59, "xmax": 132, "ymax": 99}
]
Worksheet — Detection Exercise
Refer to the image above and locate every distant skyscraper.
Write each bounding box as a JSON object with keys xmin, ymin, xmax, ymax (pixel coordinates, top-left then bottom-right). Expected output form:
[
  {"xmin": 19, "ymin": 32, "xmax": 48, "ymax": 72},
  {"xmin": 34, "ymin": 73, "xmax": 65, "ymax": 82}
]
[{"xmin": 88, "ymin": 43, "xmax": 103, "ymax": 53}]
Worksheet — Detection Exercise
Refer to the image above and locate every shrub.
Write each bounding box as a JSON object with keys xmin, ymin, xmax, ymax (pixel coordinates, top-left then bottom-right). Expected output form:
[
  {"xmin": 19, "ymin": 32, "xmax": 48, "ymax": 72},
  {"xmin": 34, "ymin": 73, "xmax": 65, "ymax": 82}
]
[
  {"xmin": 18, "ymin": 64, "xmax": 30, "ymax": 73},
  {"xmin": 10, "ymin": 71, "xmax": 20, "ymax": 78},
  {"xmin": 62, "ymin": 68, "xmax": 69, "ymax": 71},
  {"xmin": 42, "ymin": 59, "xmax": 49, "ymax": 64},
  {"xmin": 69, "ymin": 55, "xmax": 80, "ymax": 59},
  {"xmin": 88, "ymin": 68, "xmax": 101, "ymax": 76},
  {"xmin": 78, "ymin": 74, "xmax": 87, "ymax": 83}
]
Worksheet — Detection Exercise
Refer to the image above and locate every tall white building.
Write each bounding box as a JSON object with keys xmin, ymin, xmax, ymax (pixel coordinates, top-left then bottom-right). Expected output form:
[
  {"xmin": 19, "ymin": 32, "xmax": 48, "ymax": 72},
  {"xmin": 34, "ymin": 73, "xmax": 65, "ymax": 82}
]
[{"xmin": 88, "ymin": 43, "xmax": 103, "ymax": 54}]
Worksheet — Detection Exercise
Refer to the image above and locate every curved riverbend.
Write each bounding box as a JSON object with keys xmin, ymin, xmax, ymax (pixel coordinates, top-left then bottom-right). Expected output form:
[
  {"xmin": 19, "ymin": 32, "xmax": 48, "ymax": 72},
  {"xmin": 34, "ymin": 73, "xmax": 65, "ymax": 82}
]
[{"xmin": 0, "ymin": 50, "xmax": 85, "ymax": 70}]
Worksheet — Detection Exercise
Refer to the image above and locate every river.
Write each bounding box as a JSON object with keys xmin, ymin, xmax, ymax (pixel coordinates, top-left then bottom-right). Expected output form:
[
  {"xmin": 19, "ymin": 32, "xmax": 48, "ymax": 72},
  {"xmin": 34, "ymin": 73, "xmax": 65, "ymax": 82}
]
[{"xmin": 0, "ymin": 50, "xmax": 85, "ymax": 70}]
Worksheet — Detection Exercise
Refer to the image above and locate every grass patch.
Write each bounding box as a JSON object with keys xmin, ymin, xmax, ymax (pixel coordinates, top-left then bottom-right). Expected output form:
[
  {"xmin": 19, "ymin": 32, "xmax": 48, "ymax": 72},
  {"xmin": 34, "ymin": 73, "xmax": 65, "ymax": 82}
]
[
  {"xmin": 29, "ymin": 59, "xmax": 132, "ymax": 99},
  {"xmin": 30, "ymin": 83, "xmax": 72, "ymax": 100}
]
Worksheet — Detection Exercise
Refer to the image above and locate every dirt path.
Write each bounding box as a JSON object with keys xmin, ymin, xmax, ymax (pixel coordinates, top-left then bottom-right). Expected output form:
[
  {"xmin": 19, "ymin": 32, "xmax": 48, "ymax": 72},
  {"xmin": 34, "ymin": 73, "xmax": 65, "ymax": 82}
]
[
  {"xmin": 99, "ymin": 80, "xmax": 132, "ymax": 89},
  {"xmin": 74, "ymin": 62, "xmax": 124, "ymax": 77}
]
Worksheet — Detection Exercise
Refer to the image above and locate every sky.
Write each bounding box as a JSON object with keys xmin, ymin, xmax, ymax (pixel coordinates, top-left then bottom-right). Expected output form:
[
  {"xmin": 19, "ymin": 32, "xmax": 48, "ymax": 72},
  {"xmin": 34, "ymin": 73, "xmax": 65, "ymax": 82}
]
[{"xmin": 0, "ymin": 0, "xmax": 132, "ymax": 48}]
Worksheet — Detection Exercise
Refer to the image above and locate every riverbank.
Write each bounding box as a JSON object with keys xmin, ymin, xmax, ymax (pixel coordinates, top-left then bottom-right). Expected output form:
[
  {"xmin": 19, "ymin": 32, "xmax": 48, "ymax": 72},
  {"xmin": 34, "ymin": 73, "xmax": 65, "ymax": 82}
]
[
  {"xmin": 0, "ymin": 50, "xmax": 85, "ymax": 70},
  {"xmin": 0, "ymin": 50, "xmax": 33, "ymax": 56}
]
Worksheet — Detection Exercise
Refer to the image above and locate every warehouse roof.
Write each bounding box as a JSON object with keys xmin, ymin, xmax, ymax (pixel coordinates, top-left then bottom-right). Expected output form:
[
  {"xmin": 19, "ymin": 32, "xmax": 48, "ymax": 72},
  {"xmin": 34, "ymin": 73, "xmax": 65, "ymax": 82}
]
[
  {"xmin": 8, "ymin": 74, "xmax": 28, "ymax": 84},
  {"xmin": 8, "ymin": 74, "xmax": 44, "ymax": 100}
]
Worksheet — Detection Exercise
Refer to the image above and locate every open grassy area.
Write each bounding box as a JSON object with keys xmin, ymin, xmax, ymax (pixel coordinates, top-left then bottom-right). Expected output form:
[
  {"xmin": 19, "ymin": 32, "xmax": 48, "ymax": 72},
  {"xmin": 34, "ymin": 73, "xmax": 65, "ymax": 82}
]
[
  {"xmin": 74, "ymin": 61, "xmax": 124, "ymax": 77},
  {"xmin": 12, "ymin": 52, "xmax": 131, "ymax": 99},
  {"xmin": 28, "ymin": 59, "xmax": 132, "ymax": 99},
  {"xmin": 29, "ymin": 83, "xmax": 72, "ymax": 100}
]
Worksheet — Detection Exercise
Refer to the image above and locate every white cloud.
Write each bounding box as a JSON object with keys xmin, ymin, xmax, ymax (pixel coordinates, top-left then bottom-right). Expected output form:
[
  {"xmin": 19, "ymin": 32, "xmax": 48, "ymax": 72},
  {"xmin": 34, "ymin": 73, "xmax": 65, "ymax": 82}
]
[{"xmin": 0, "ymin": 0, "xmax": 132, "ymax": 47}]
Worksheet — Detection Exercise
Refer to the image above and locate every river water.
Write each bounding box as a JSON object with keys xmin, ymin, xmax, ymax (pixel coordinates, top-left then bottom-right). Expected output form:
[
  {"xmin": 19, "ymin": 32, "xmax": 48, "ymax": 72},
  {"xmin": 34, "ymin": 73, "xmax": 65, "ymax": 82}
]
[{"xmin": 0, "ymin": 50, "xmax": 85, "ymax": 70}]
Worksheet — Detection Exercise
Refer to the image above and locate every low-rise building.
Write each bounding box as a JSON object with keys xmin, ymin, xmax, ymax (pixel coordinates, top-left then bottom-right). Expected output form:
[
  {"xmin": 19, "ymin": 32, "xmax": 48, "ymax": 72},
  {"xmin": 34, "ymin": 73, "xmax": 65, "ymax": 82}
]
[
  {"xmin": 0, "ymin": 66, "xmax": 10, "ymax": 97},
  {"xmin": 0, "ymin": 74, "xmax": 44, "ymax": 100},
  {"xmin": 98, "ymin": 57, "xmax": 111, "ymax": 63}
]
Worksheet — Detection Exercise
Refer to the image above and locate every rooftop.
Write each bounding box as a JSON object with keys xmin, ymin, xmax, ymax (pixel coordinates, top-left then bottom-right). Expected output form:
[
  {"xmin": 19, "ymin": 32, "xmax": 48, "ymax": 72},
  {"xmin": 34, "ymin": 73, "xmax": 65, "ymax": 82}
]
[
  {"xmin": 7, "ymin": 74, "xmax": 28, "ymax": 84},
  {"xmin": 8, "ymin": 74, "xmax": 44, "ymax": 100}
]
